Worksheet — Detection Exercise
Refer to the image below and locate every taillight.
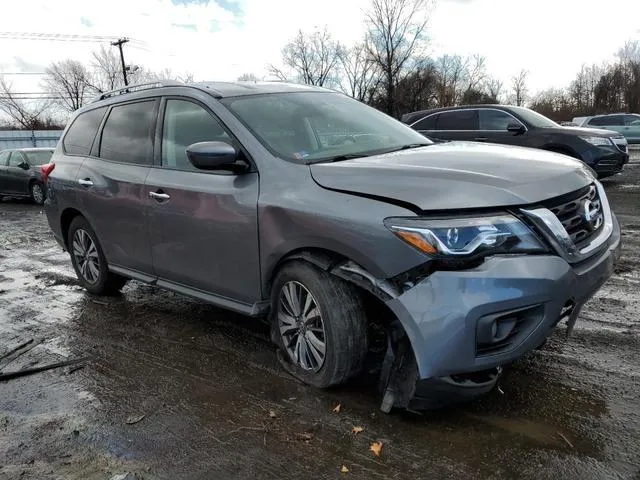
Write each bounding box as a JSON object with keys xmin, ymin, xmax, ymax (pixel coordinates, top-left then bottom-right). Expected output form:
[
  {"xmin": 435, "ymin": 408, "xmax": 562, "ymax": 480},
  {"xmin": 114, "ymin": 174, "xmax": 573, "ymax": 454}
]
[{"xmin": 40, "ymin": 163, "xmax": 55, "ymax": 183}]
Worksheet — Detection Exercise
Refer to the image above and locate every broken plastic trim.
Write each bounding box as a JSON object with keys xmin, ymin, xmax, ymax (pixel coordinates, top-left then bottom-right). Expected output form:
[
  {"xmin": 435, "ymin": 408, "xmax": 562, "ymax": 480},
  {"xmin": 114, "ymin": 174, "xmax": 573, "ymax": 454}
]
[{"xmin": 330, "ymin": 261, "xmax": 401, "ymax": 300}]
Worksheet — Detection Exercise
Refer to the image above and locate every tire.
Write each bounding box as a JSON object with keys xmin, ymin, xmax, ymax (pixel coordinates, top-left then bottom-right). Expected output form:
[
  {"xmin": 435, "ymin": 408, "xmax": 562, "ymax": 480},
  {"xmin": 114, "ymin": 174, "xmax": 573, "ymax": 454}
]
[
  {"xmin": 271, "ymin": 261, "xmax": 368, "ymax": 388},
  {"xmin": 67, "ymin": 216, "xmax": 128, "ymax": 295},
  {"xmin": 30, "ymin": 181, "xmax": 45, "ymax": 205}
]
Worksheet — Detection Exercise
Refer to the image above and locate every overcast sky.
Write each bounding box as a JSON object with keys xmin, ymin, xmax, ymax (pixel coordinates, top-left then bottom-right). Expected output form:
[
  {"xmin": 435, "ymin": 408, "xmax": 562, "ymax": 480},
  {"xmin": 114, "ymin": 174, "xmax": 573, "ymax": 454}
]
[{"xmin": 1, "ymin": 0, "xmax": 639, "ymax": 96}]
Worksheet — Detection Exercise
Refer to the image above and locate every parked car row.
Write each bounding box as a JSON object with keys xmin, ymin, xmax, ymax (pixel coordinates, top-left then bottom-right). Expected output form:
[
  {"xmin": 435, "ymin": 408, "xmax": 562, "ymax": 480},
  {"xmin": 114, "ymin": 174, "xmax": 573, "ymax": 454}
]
[
  {"xmin": 401, "ymin": 105, "xmax": 629, "ymax": 178},
  {"xmin": 39, "ymin": 81, "xmax": 620, "ymax": 412}
]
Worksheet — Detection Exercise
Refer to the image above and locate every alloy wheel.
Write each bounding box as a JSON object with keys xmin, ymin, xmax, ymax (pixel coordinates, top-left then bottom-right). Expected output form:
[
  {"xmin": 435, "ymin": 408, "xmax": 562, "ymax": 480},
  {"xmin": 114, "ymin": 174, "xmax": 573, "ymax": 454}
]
[
  {"xmin": 72, "ymin": 229, "xmax": 100, "ymax": 284},
  {"xmin": 278, "ymin": 281, "xmax": 327, "ymax": 372},
  {"xmin": 31, "ymin": 184, "xmax": 44, "ymax": 204}
]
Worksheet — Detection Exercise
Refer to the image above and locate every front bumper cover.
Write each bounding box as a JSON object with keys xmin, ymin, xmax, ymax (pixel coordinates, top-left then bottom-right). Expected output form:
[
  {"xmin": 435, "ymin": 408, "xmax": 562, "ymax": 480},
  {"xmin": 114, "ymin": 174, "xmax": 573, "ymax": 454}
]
[{"xmin": 381, "ymin": 214, "xmax": 620, "ymax": 410}]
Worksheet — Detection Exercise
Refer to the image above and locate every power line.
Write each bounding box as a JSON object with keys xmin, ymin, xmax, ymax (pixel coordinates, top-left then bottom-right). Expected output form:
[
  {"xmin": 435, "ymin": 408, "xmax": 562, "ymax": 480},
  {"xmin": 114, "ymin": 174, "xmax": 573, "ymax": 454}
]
[{"xmin": 0, "ymin": 32, "xmax": 149, "ymax": 46}]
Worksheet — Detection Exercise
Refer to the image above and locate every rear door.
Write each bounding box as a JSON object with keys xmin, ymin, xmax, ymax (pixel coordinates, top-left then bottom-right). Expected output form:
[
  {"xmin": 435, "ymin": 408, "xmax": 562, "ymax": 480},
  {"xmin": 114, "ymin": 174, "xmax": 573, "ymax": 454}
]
[
  {"xmin": 75, "ymin": 99, "xmax": 158, "ymax": 276},
  {"xmin": 0, "ymin": 151, "xmax": 11, "ymax": 193},
  {"xmin": 145, "ymin": 97, "xmax": 261, "ymax": 305},
  {"xmin": 477, "ymin": 108, "xmax": 528, "ymax": 146},
  {"xmin": 430, "ymin": 110, "xmax": 479, "ymax": 142}
]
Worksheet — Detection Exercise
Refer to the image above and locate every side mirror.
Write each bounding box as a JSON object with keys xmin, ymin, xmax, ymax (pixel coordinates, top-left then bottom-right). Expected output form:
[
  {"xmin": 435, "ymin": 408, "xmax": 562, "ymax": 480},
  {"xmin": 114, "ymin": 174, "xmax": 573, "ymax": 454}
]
[
  {"xmin": 507, "ymin": 123, "xmax": 525, "ymax": 134},
  {"xmin": 186, "ymin": 141, "xmax": 238, "ymax": 170}
]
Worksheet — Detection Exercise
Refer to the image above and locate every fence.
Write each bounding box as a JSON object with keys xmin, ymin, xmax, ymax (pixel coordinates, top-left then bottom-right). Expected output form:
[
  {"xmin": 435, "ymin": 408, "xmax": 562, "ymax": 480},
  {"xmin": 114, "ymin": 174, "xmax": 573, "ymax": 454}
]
[{"xmin": 0, "ymin": 130, "xmax": 63, "ymax": 150}]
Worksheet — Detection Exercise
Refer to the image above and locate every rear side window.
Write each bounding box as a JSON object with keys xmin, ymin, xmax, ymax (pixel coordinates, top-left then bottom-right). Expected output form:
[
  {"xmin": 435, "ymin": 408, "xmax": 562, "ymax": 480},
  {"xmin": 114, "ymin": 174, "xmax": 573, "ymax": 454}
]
[
  {"xmin": 436, "ymin": 110, "xmax": 478, "ymax": 130},
  {"xmin": 413, "ymin": 114, "xmax": 438, "ymax": 130},
  {"xmin": 589, "ymin": 115, "xmax": 623, "ymax": 126},
  {"xmin": 63, "ymin": 107, "xmax": 107, "ymax": 155},
  {"xmin": 99, "ymin": 101, "xmax": 156, "ymax": 165}
]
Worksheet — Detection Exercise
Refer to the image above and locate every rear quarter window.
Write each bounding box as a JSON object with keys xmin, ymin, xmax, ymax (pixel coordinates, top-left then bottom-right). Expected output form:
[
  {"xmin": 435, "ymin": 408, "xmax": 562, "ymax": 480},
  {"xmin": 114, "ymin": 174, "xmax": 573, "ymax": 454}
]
[{"xmin": 63, "ymin": 107, "xmax": 107, "ymax": 156}]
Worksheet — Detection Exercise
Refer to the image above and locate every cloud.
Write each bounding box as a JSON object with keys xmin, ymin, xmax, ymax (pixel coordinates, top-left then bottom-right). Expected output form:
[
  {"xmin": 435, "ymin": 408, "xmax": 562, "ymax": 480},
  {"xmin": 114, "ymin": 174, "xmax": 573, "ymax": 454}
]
[
  {"xmin": 80, "ymin": 16, "xmax": 93, "ymax": 27},
  {"xmin": 12, "ymin": 56, "xmax": 46, "ymax": 73},
  {"xmin": 172, "ymin": 23, "xmax": 198, "ymax": 31}
]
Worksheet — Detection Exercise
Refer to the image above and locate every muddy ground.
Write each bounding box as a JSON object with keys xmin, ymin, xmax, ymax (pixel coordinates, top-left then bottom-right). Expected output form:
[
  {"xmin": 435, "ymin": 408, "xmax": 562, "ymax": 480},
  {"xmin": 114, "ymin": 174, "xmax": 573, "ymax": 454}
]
[{"xmin": 1, "ymin": 163, "xmax": 639, "ymax": 480}]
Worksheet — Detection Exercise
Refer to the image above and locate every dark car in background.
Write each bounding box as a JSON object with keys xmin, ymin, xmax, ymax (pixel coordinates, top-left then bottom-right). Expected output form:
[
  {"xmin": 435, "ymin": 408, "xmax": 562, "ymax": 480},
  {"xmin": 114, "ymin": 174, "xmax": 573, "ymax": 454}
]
[
  {"xmin": 402, "ymin": 105, "xmax": 629, "ymax": 178},
  {"xmin": 0, "ymin": 147, "xmax": 54, "ymax": 204}
]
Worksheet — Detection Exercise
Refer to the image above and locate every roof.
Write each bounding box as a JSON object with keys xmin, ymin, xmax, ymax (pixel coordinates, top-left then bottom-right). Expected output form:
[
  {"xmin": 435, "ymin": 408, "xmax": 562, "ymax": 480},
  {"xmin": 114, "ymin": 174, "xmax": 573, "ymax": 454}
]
[
  {"xmin": 192, "ymin": 81, "xmax": 333, "ymax": 97},
  {"xmin": 88, "ymin": 80, "xmax": 334, "ymax": 105}
]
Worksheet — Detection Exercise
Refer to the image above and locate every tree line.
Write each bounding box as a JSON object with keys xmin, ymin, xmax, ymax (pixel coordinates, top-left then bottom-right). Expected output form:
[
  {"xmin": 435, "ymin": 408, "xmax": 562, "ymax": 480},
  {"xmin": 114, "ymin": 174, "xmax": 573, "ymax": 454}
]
[{"xmin": 1, "ymin": 0, "xmax": 639, "ymax": 129}]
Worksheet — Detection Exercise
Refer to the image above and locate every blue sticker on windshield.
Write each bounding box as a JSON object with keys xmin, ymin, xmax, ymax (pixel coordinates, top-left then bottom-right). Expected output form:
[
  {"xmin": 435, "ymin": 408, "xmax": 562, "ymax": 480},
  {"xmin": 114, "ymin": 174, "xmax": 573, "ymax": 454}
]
[{"xmin": 293, "ymin": 151, "xmax": 309, "ymax": 159}]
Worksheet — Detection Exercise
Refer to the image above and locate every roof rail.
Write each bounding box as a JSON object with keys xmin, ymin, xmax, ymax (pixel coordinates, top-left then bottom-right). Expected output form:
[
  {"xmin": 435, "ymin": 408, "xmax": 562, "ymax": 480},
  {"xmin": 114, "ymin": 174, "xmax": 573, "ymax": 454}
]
[{"xmin": 91, "ymin": 81, "xmax": 183, "ymax": 103}]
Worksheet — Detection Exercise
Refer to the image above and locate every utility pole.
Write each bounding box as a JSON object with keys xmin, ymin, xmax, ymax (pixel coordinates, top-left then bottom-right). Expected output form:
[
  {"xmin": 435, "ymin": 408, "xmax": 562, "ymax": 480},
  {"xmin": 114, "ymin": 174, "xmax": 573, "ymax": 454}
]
[{"xmin": 111, "ymin": 37, "xmax": 130, "ymax": 86}]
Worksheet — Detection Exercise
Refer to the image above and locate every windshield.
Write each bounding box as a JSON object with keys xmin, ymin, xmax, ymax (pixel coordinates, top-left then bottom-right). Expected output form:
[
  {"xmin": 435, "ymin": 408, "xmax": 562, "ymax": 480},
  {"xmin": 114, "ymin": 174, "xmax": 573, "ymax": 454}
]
[
  {"xmin": 510, "ymin": 106, "xmax": 559, "ymax": 128},
  {"xmin": 24, "ymin": 150, "xmax": 54, "ymax": 165},
  {"xmin": 221, "ymin": 92, "xmax": 432, "ymax": 163}
]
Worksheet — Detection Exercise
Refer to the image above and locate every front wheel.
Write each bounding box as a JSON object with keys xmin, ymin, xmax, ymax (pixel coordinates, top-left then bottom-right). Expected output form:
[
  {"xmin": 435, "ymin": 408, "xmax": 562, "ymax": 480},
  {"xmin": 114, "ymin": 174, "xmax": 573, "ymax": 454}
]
[
  {"xmin": 271, "ymin": 262, "xmax": 368, "ymax": 388},
  {"xmin": 30, "ymin": 182, "xmax": 45, "ymax": 205},
  {"xmin": 67, "ymin": 216, "xmax": 128, "ymax": 295}
]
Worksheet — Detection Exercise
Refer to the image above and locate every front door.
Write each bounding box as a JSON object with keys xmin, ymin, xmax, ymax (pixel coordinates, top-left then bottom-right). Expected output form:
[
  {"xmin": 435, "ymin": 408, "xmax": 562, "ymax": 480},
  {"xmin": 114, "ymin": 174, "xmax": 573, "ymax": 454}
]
[
  {"xmin": 146, "ymin": 98, "xmax": 261, "ymax": 305},
  {"xmin": 6, "ymin": 151, "xmax": 30, "ymax": 194},
  {"xmin": 477, "ymin": 108, "xmax": 528, "ymax": 146},
  {"xmin": 74, "ymin": 99, "xmax": 157, "ymax": 275}
]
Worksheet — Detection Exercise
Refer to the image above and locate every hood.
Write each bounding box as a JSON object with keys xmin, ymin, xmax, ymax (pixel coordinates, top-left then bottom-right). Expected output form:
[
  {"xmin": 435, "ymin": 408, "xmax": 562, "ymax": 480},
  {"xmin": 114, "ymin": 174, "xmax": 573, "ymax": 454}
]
[
  {"xmin": 310, "ymin": 142, "xmax": 595, "ymax": 211},
  {"xmin": 550, "ymin": 126, "xmax": 623, "ymax": 137}
]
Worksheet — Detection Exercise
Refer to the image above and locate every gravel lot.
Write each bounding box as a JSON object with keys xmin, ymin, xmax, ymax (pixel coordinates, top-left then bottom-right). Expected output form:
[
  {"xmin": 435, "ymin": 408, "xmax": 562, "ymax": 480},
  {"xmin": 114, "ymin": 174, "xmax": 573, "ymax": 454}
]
[{"xmin": 0, "ymin": 165, "xmax": 639, "ymax": 480}]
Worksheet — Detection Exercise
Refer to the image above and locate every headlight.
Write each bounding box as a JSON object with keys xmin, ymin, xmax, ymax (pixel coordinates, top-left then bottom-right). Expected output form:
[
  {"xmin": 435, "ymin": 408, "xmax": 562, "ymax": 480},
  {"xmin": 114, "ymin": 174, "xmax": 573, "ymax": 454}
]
[
  {"xmin": 385, "ymin": 214, "xmax": 546, "ymax": 259},
  {"xmin": 579, "ymin": 136, "xmax": 612, "ymax": 147}
]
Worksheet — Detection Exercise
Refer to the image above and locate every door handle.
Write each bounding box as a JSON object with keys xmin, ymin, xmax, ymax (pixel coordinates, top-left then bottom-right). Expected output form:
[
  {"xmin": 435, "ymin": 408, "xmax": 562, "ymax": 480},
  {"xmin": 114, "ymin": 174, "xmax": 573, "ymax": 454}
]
[
  {"xmin": 78, "ymin": 178, "xmax": 93, "ymax": 186},
  {"xmin": 474, "ymin": 137, "xmax": 488, "ymax": 142},
  {"xmin": 149, "ymin": 191, "xmax": 170, "ymax": 201}
]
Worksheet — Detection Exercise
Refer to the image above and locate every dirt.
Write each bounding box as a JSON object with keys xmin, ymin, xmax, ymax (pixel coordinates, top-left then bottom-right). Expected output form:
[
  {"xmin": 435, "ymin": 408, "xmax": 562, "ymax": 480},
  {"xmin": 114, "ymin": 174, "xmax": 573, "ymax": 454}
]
[{"xmin": 1, "ymin": 166, "xmax": 639, "ymax": 480}]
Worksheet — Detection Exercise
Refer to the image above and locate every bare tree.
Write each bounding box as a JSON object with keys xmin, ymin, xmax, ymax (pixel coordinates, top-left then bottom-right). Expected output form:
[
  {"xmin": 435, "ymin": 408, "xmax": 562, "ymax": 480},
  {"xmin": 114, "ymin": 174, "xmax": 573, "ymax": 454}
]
[
  {"xmin": 365, "ymin": 0, "xmax": 432, "ymax": 116},
  {"xmin": 274, "ymin": 28, "xmax": 343, "ymax": 86},
  {"xmin": 464, "ymin": 54, "xmax": 487, "ymax": 96},
  {"xmin": 43, "ymin": 60, "xmax": 91, "ymax": 112},
  {"xmin": 89, "ymin": 45, "xmax": 123, "ymax": 93},
  {"xmin": 434, "ymin": 54, "xmax": 467, "ymax": 106},
  {"xmin": 339, "ymin": 42, "xmax": 380, "ymax": 102},
  {"xmin": 511, "ymin": 69, "xmax": 528, "ymax": 106},
  {"xmin": 486, "ymin": 77, "xmax": 503, "ymax": 103},
  {"xmin": 0, "ymin": 75, "xmax": 52, "ymax": 129},
  {"xmin": 238, "ymin": 73, "xmax": 259, "ymax": 82},
  {"xmin": 266, "ymin": 64, "xmax": 289, "ymax": 81}
]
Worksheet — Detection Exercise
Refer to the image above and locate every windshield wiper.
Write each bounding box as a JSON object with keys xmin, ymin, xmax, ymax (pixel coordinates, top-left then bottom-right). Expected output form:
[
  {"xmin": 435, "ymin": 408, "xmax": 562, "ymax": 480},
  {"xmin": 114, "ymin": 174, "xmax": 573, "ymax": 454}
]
[
  {"xmin": 392, "ymin": 142, "xmax": 432, "ymax": 151},
  {"xmin": 313, "ymin": 153, "xmax": 369, "ymax": 164}
]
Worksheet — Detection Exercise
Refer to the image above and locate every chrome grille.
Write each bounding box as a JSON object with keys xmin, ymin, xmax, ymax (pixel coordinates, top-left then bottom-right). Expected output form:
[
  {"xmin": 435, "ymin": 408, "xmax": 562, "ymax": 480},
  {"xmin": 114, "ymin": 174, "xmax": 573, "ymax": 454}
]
[
  {"xmin": 544, "ymin": 185, "xmax": 604, "ymax": 248},
  {"xmin": 612, "ymin": 137, "xmax": 628, "ymax": 153}
]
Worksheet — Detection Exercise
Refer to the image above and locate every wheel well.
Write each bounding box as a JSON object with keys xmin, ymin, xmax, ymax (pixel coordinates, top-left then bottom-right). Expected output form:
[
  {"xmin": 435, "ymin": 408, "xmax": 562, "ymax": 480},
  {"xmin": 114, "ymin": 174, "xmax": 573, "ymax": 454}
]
[
  {"xmin": 266, "ymin": 248, "xmax": 347, "ymax": 294},
  {"xmin": 60, "ymin": 208, "xmax": 83, "ymax": 248}
]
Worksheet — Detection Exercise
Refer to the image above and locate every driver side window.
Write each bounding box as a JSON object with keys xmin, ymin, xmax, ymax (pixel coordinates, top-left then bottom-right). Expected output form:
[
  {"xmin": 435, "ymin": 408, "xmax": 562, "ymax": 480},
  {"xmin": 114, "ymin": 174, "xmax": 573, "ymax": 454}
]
[
  {"xmin": 8, "ymin": 152, "xmax": 24, "ymax": 167},
  {"xmin": 161, "ymin": 99, "xmax": 232, "ymax": 171}
]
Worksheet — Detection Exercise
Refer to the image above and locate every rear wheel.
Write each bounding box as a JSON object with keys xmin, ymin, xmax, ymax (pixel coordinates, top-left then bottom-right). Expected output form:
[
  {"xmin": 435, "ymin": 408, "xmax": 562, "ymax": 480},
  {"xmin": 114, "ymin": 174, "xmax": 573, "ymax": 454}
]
[
  {"xmin": 67, "ymin": 216, "xmax": 128, "ymax": 295},
  {"xmin": 271, "ymin": 262, "xmax": 368, "ymax": 388},
  {"xmin": 30, "ymin": 182, "xmax": 45, "ymax": 205}
]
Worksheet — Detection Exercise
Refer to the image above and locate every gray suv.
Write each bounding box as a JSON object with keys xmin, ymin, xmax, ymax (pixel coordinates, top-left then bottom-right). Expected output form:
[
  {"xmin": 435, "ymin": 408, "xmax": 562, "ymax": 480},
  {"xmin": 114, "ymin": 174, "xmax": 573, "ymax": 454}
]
[{"xmin": 43, "ymin": 81, "xmax": 621, "ymax": 412}]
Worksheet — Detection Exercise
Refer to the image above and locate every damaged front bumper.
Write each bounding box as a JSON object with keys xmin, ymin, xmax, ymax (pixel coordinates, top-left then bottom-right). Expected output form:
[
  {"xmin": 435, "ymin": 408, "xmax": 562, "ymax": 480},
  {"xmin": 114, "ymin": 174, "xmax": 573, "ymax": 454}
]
[{"xmin": 379, "ymin": 215, "xmax": 621, "ymax": 412}]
